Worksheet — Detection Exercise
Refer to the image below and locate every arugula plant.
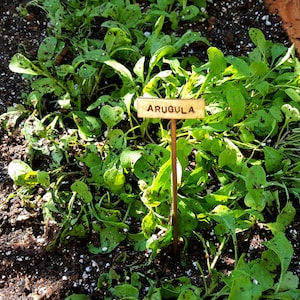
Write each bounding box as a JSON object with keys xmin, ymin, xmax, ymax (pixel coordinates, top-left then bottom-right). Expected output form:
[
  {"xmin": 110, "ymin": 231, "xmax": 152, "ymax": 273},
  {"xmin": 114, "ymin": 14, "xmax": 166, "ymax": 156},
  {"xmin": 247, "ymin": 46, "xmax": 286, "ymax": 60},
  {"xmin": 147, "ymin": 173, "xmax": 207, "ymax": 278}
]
[{"xmin": 2, "ymin": 0, "xmax": 300, "ymax": 297}]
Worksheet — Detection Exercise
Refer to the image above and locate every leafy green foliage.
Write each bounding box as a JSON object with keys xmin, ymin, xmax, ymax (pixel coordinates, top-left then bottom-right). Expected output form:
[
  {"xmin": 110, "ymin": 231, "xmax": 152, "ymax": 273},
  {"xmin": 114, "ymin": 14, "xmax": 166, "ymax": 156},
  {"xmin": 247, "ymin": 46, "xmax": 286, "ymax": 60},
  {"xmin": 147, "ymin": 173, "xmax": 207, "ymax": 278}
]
[{"xmin": 2, "ymin": 1, "xmax": 300, "ymax": 299}]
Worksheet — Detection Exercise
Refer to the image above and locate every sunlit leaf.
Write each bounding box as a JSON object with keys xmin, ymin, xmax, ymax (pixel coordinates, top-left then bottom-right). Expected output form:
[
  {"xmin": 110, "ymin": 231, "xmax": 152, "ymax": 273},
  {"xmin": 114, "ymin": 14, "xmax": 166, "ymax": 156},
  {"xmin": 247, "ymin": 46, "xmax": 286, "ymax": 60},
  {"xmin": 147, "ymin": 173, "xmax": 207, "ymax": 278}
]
[
  {"xmin": 100, "ymin": 105, "xmax": 124, "ymax": 128},
  {"xmin": 9, "ymin": 53, "xmax": 43, "ymax": 75}
]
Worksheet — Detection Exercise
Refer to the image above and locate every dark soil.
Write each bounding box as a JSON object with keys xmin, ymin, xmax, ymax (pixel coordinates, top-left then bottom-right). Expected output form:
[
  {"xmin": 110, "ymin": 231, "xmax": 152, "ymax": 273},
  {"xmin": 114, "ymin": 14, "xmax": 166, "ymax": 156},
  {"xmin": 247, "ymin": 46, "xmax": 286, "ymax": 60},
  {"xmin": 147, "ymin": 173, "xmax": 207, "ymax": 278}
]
[{"xmin": 0, "ymin": 1, "xmax": 299, "ymax": 299}]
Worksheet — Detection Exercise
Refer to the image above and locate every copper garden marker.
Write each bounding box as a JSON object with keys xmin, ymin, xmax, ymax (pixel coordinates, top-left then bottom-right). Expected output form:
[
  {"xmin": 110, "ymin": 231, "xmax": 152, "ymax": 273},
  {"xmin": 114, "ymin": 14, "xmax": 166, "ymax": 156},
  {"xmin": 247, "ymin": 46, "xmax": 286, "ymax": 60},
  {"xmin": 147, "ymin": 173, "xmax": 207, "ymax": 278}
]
[{"xmin": 136, "ymin": 97, "xmax": 205, "ymax": 256}]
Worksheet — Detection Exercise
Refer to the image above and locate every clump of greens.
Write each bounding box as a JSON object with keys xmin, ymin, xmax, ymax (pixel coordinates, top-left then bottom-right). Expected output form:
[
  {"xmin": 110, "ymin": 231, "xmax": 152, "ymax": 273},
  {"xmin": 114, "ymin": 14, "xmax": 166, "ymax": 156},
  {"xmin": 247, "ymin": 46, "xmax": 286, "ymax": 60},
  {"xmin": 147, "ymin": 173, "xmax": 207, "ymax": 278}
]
[{"xmin": 2, "ymin": 0, "xmax": 300, "ymax": 299}]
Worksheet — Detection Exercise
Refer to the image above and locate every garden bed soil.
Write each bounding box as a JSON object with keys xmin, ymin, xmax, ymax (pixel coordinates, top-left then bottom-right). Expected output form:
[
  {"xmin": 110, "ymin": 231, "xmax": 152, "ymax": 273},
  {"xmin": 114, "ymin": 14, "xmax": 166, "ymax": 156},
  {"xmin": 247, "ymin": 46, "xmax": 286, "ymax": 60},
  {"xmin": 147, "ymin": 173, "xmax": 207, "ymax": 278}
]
[
  {"xmin": 264, "ymin": 0, "xmax": 300, "ymax": 56},
  {"xmin": 0, "ymin": 0, "xmax": 299, "ymax": 299}
]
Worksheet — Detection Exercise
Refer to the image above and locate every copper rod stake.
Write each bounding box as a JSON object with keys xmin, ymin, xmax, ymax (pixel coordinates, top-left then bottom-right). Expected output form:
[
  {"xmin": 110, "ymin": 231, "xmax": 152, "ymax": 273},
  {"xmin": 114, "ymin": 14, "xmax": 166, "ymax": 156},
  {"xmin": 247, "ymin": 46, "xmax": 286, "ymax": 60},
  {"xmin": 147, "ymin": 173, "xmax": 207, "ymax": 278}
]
[{"xmin": 170, "ymin": 119, "xmax": 178, "ymax": 256}]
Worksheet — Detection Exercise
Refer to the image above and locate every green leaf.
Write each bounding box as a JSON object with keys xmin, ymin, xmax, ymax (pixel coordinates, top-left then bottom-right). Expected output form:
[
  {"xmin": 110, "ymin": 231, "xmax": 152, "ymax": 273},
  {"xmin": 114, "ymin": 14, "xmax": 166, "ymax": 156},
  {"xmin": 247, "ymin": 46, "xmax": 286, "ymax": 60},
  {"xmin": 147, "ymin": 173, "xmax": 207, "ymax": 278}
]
[
  {"xmin": 104, "ymin": 59, "xmax": 134, "ymax": 85},
  {"xmin": 180, "ymin": 5, "xmax": 200, "ymax": 20},
  {"xmin": 103, "ymin": 167, "xmax": 125, "ymax": 193},
  {"xmin": 173, "ymin": 31, "xmax": 209, "ymax": 51},
  {"xmin": 127, "ymin": 233, "xmax": 147, "ymax": 251},
  {"xmin": 249, "ymin": 28, "xmax": 266, "ymax": 55},
  {"xmin": 118, "ymin": 4, "xmax": 141, "ymax": 28},
  {"xmin": 285, "ymin": 88, "xmax": 300, "ymax": 103},
  {"xmin": 86, "ymin": 95, "xmax": 113, "ymax": 111},
  {"xmin": 148, "ymin": 45, "xmax": 177, "ymax": 74},
  {"xmin": 218, "ymin": 149, "xmax": 237, "ymax": 168},
  {"xmin": 78, "ymin": 63, "xmax": 97, "ymax": 78},
  {"xmin": 210, "ymin": 205, "xmax": 236, "ymax": 238},
  {"xmin": 226, "ymin": 55, "xmax": 251, "ymax": 77},
  {"xmin": 31, "ymin": 78, "xmax": 61, "ymax": 94},
  {"xmin": 36, "ymin": 171, "xmax": 50, "ymax": 187},
  {"xmin": 89, "ymin": 222, "xmax": 128, "ymax": 254},
  {"xmin": 8, "ymin": 160, "xmax": 33, "ymax": 186},
  {"xmin": 274, "ymin": 271, "xmax": 299, "ymax": 291},
  {"xmin": 271, "ymin": 43, "xmax": 287, "ymax": 65},
  {"xmin": 250, "ymin": 61, "xmax": 269, "ymax": 76},
  {"xmin": 73, "ymin": 111, "xmax": 102, "ymax": 141},
  {"xmin": 133, "ymin": 56, "xmax": 145, "ymax": 82},
  {"xmin": 151, "ymin": 159, "xmax": 171, "ymax": 195},
  {"xmin": 100, "ymin": 105, "xmax": 124, "ymax": 128},
  {"xmin": 264, "ymin": 232, "xmax": 294, "ymax": 293},
  {"xmin": 250, "ymin": 263, "xmax": 274, "ymax": 295},
  {"xmin": 64, "ymin": 294, "xmax": 90, "ymax": 300},
  {"xmin": 9, "ymin": 53, "xmax": 43, "ymax": 75},
  {"xmin": 107, "ymin": 129, "xmax": 126, "ymax": 150},
  {"xmin": 143, "ymin": 144, "xmax": 170, "ymax": 168},
  {"xmin": 245, "ymin": 165, "xmax": 267, "ymax": 192},
  {"xmin": 111, "ymin": 283, "xmax": 139, "ymax": 299},
  {"xmin": 38, "ymin": 36, "xmax": 57, "ymax": 60},
  {"xmin": 261, "ymin": 249, "xmax": 280, "ymax": 272},
  {"xmin": 142, "ymin": 210, "xmax": 157, "ymax": 238},
  {"xmin": 255, "ymin": 81, "xmax": 269, "ymax": 97},
  {"xmin": 178, "ymin": 210, "xmax": 198, "ymax": 235},
  {"xmin": 228, "ymin": 272, "xmax": 254, "ymax": 300},
  {"xmin": 99, "ymin": 2, "xmax": 119, "ymax": 19},
  {"xmin": 178, "ymin": 289, "xmax": 199, "ymax": 300},
  {"xmin": 71, "ymin": 180, "xmax": 92, "ymax": 203},
  {"xmin": 120, "ymin": 147, "xmax": 143, "ymax": 169},
  {"xmin": 104, "ymin": 27, "xmax": 132, "ymax": 53},
  {"xmin": 244, "ymin": 190, "xmax": 265, "ymax": 212},
  {"xmin": 207, "ymin": 47, "xmax": 226, "ymax": 77},
  {"xmin": 82, "ymin": 49, "xmax": 108, "ymax": 62},
  {"xmin": 176, "ymin": 138, "xmax": 193, "ymax": 170},
  {"xmin": 264, "ymin": 146, "xmax": 284, "ymax": 173},
  {"xmin": 225, "ymin": 88, "xmax": 246, "ymax": 122},
  {"xmin": 276, "ymin": 202, "xmax": 296, "ymax": 227}
]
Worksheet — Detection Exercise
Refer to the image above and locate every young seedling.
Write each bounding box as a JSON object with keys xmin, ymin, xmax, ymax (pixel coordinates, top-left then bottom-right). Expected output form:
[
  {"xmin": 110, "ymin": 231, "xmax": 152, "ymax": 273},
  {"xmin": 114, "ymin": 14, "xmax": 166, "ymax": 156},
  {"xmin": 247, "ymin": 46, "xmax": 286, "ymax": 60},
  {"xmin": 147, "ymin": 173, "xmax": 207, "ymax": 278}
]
[{"xmin": 136, "ymin": 97, "xmax": 205, "ymax": 256}]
